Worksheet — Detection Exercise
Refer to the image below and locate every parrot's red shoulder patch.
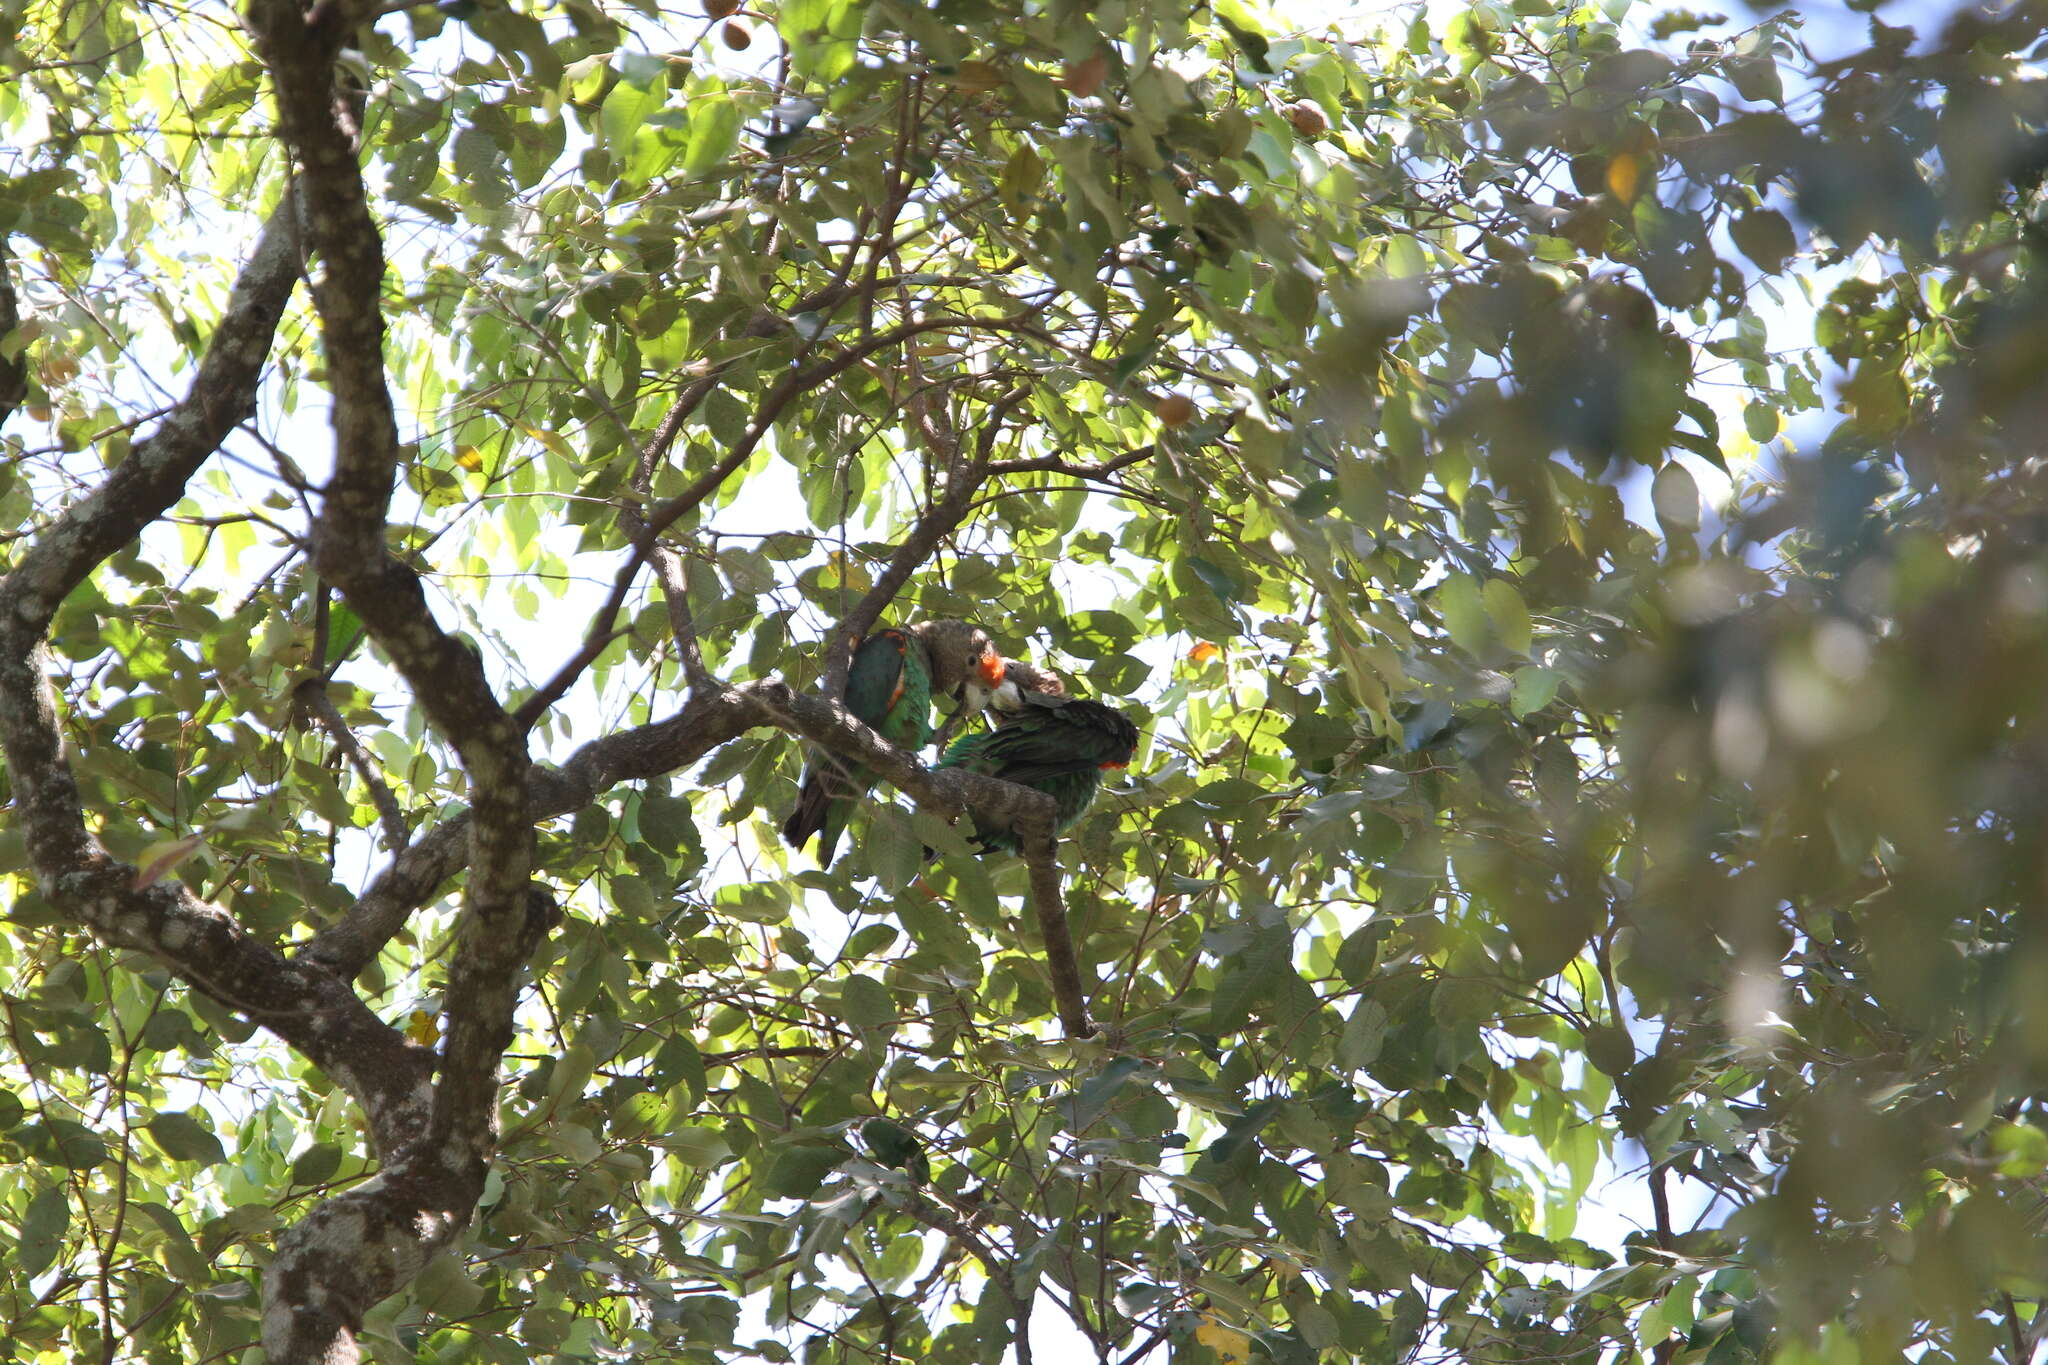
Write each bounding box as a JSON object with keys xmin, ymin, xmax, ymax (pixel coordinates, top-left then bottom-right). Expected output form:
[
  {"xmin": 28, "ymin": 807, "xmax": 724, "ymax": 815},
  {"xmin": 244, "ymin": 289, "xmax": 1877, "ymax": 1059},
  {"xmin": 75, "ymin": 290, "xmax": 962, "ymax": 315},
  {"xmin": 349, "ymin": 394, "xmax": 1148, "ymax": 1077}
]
[
  {"xmin": 873, "ymin": 630, "xmax": 910, "ymax": 708},
  {"xmin": 1099, "ymin": 759, "xmax": 1129, "ymax": 770}
]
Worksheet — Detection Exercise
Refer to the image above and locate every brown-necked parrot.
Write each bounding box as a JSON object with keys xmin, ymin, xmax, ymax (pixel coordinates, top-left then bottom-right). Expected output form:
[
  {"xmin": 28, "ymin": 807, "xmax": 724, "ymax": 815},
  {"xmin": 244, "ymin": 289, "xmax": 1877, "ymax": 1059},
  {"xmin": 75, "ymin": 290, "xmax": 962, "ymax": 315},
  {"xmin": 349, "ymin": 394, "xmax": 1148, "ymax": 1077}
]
[
  {"xmin": 782, "ymin": 619, "xmax": 1005, "ymax": 867},
  {"xmin": 936, "ymin": 669, "xmax": 1139, "ymax": 855}
]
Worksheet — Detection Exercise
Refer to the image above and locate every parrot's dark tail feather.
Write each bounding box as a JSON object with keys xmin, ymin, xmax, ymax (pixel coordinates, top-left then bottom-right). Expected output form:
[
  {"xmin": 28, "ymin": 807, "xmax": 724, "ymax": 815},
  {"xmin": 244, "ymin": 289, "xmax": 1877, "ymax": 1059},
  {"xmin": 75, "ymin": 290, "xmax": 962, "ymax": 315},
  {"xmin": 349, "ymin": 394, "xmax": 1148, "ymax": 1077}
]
[{"xmin": 783, "ymin": 777, "xmax": 833, "ymax": 863}]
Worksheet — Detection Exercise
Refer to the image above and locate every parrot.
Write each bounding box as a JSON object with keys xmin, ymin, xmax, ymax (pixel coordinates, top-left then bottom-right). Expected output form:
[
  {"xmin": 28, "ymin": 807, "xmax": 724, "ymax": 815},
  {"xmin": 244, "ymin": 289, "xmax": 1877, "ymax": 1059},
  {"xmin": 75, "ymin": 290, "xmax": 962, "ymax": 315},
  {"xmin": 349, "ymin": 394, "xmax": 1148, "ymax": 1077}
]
[
  {"xmin": 782, "ymin": 619, "xmax": 1006, "ymax": 868},
  {"xmin": 935, "ymin": 671, "xmax": 1139, "ymax": 855}
]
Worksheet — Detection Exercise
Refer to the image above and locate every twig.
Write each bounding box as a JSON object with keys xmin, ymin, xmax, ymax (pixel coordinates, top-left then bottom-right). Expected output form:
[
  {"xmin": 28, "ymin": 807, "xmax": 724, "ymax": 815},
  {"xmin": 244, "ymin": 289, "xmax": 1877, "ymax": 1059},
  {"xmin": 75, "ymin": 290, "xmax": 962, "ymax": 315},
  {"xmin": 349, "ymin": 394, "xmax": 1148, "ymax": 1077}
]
[
  {"xmin": 517, "ymin": 318, "xmax": 1041, "ymax": 728},
  {"xmin": 293, "ymin": 677, "xmax": 410, "ymax": 850},
  {"xmin": 820, "ymin": 384, "xmax": 1032, "ymax": 699}
]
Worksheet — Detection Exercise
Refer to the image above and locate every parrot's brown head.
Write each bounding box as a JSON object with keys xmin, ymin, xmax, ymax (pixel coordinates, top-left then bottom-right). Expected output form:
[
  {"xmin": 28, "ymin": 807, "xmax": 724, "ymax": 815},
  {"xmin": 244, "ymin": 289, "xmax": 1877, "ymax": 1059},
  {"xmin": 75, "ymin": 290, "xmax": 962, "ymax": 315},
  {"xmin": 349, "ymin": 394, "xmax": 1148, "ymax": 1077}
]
[
  {"xmin": 989, "ymin": 657, "xmax": 1066, "ymax": 718},
  {"xmin": 910, "ymin": 619, "xmax": 1006, "ymax": 709}
]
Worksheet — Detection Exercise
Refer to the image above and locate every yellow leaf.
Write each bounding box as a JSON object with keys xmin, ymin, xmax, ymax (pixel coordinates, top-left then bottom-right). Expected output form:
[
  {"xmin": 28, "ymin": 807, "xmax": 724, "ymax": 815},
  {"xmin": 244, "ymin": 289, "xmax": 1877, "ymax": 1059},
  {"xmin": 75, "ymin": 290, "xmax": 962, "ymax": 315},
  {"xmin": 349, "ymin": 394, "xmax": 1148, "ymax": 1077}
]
[
  {"xmin": 131, "ymin": 834, "xmax": 207, "ymax": 890},
  {"xmin": 522, "ymin": 426, "xmax": 576, "ymax": 459},
  {"xmin": 1606, "ymin": 153, "xmax": 1641, "ymax": 204},
  {"xmin": 407, "ymin": 1010, "xmax": 439, "ymax": 1046},
  {"xmin": 953, "ymin": 60, "xmax": 1003, "ymax": 93},
  {"xmin": 453, "ymin": 445, "xmax": 485, "ymax": 472},
  {"xmin": 1196, "ymin": 1315, "xmax": 1254, "ymax": 1364}
]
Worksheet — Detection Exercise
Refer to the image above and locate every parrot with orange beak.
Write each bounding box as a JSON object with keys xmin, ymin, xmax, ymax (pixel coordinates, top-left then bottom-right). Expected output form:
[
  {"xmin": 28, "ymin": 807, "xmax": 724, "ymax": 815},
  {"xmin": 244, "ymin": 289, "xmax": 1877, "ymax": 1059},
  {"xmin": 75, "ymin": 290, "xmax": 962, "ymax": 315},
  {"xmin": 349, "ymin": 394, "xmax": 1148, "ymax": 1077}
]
[{"xmin": 782, "ymin": 620, "xmax": 1007, "ymax": 868}]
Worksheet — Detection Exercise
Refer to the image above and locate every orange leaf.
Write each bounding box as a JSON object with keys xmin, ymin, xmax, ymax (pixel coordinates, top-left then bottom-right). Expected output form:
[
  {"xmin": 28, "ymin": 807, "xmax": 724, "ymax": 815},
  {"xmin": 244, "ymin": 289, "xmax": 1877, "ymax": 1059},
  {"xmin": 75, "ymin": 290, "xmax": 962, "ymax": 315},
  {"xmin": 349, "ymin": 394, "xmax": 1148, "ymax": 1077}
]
[
  {"xmin": 1187, "ymin": 641, "xmax": 1221, "ymax": 664},
  {"xmin": 1061, "ymin": 50, "xmax": 1109, "ymax": 97}
]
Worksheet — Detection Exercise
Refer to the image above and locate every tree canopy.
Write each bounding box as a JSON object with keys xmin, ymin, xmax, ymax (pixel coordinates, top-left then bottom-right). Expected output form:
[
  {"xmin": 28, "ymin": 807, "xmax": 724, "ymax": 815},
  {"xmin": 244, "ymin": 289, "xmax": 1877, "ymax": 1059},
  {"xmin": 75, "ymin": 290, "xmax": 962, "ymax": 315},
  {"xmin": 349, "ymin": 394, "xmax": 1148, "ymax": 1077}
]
[{"xmin": 4, "ymin": 0, "xmax": 2048, "ymax": 1361}]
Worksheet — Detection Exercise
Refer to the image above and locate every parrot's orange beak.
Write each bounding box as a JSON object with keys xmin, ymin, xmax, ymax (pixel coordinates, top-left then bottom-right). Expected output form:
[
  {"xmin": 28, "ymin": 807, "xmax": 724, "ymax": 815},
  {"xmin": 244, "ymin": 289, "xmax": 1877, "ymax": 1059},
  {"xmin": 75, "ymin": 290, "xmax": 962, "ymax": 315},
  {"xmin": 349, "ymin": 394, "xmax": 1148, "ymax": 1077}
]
[{"xmin": 976, "ymin": 652, "xmax": 1006, "ymax": 687}]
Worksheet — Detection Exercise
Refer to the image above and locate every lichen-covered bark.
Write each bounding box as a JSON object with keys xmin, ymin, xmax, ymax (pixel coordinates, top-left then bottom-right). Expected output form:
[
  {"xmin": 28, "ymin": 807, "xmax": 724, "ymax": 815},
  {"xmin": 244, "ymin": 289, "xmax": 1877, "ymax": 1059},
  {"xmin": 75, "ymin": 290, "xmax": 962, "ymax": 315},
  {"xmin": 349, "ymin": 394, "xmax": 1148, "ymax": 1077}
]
[{"xmin": 245, "ymin": 2, "xmax": 541, "ymax": 1358}]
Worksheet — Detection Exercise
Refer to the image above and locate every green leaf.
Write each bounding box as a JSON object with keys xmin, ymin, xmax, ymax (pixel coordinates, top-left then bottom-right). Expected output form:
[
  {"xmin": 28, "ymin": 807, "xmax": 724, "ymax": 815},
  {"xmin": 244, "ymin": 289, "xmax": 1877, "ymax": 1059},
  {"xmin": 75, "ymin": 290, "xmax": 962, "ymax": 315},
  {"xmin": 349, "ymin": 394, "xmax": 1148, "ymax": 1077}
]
[
  {"xmin": 682, "ymin": 93, "xmax": 741, "ymax": 180},
  {"xmin": 18, "ymin": 1184, "xmax": 69, "ymax": 1279},
  {"xmin": 146, "ymin": 1112, "xmax": 226, "ymax": 1166},
  {"xmin": 1482, "ymin": 579, "xmax": 1533, "ymax": 657},
  {"xmin": 1509, "ymin": 666, "xmax": 1563, "ymax": 718},
  {"xmin": 761, "ymin": 1143, "xmax": 844, "ymax": 1197},
  {"xmin": 1730, "ymin": 209, "xmax": 1797, "ymax": 273},
  {"xmin": 654, "ymin": 1125, "xmax": 732, "ymax": 1166},
  {"xmin": 290, "ymin": 1143, "xmax": 345, "ymax": 1187},
  {"xmin": 840, "ymin": 974, "xmax": 897, "ymax": 1031},
  {"xmin": 1065, "ymin": 1056, "xmax": 1149, "ymax": 1133},
  {"xmin": 1336, "ymin": 999, "xmax": 1387, "ymax": 1071},
  {"xmin": 1437, "ymin": 574, "xmax": 1489, "ymax": 655},
  {"xmin": 1187, "ymin": 554, "xmax": 1242, "ymax": 604}
]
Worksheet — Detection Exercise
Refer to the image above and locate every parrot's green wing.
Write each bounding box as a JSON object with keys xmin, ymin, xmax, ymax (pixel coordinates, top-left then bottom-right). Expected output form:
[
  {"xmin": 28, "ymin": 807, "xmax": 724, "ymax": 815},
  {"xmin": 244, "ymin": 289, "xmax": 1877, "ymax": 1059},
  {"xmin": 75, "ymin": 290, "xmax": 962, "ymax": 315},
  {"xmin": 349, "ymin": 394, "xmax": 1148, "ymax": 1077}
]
[
  {"xmin": 936, "ymin": 697, "xmax": 1138, "ymax": 854},
  {"xmin": 783, "ymin": 629, "xmax": 936, "ymax": 867}
]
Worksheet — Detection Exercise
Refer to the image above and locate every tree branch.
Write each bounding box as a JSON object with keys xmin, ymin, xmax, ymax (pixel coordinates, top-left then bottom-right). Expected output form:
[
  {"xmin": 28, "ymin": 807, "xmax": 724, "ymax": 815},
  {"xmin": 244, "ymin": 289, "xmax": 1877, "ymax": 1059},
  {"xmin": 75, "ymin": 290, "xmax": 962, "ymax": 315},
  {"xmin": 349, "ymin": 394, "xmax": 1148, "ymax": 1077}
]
[
  {"xmin": 988, "ymin": 441, "xmax": 1159, "ymax": 481},
  {"xmin": 1020, "ymin": 824, "xmax": 1096, "ymax": 1039},
  {"xmin": 0, "ymin": 161, "xmax": 442, "ymax": 1346},
  {"xmin": 293, "ymin": 678, "xmax": 410, "ymax": 850},
  {"xmin": 820, "ymin": 384, "xmax": 1032, "ymax": 699},
  {"xmin": 1, "ymin": 197, "xmax": 298, "ymax": 634},
  {"xmin": 308, "ymin": 678, "xmax": 1097, "ymax": 1042},
  {"xmin": 0, "ymin": 184, "xmax": 302, "ymax": 943},
  {"xmin": 517, "ymin": 316, "xmax": 1040, "ymax": 729},
  {"xmin": 250, "ymin": 3, "xmax": 539, "ymax": 1357},
  {"xmin": 895, "ymin": 1188, "xmax": 1035, "ymax": 1360},
  {"xmin": 301, "ymin": 684, "xmax": 767, "ymax": 980},
  {"xmin": 0, "ymin": 163, "xmax": 470, "ymax": 1365},
  {"xmin": 635, "ymin": 276, "xmax": 865, "ymax": 487}
]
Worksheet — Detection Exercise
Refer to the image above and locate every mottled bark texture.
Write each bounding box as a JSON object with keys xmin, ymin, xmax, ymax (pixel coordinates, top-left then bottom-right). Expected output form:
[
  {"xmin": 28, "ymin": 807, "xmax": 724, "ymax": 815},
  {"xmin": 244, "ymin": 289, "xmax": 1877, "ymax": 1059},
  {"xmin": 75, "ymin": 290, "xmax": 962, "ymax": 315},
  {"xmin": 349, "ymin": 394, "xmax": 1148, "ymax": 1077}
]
[{"xmin": 247, "ymin": 1, "xmax": 537, "ymax": 1358}]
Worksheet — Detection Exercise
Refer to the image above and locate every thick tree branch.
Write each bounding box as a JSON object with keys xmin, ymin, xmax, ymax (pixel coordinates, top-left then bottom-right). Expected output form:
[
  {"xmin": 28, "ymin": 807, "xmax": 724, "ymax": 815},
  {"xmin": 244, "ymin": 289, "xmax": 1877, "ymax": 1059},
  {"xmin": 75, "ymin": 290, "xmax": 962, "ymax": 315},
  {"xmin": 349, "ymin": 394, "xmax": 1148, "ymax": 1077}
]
[
  {"xmin": 251, "ymin": 0, "xmax": 529, "ymax": 1093},
  {"xmin": 0, "ymin": 176, "xmax": 443, "ymax": 1357},
  {"xmin": 310, "ymin": 680, "xmax": 1098, "ymax": 1036},
  {"xmin": 301, "ymin": 684, "xmax": 766, "ymax": 980},
  {"xmin": 250, "ymin": 4, "xmax": 538, "ymax": 1358},
  {"xmin": 0, "ymin": 182, "xmax": 304, "ymax": 1001},
  {"xmin": 249, "ymin": 0, "xmax": 520, "ymax": 793},
  {"xmin": 1, "ymin": 199, "xmax": 298, "ymax": 634}
]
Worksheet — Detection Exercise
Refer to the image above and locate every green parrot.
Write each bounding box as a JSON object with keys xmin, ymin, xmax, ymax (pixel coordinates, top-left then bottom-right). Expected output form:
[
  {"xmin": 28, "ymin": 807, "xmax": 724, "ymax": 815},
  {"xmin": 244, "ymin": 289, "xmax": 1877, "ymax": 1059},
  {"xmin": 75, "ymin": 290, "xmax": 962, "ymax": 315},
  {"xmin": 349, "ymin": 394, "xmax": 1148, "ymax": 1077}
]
[
  {"xmin": 936, "ymin": 671, "xmax": 1139, "ymax": 855},
  {"xmin": 782, "ymin": 619, "xmax": 1006, "ymax": 868}
]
